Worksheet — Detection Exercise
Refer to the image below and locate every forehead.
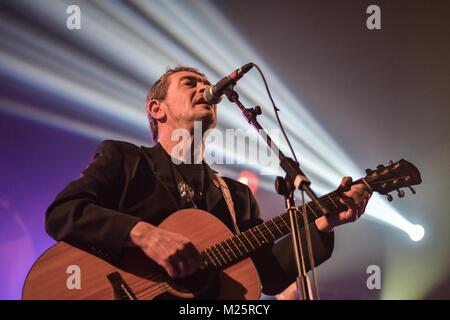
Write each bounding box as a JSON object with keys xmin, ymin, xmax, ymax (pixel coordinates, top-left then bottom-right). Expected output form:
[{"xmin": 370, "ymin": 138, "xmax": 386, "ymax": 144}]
[{"xmin": 168, "ymin": 71, "xmax": 210, "ymax": 85}]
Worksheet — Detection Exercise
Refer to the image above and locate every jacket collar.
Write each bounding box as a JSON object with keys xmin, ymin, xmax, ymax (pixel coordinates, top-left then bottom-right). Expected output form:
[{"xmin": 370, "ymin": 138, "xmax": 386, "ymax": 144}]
[
  {"xmin": 141, "ymin": 143, "xmax": 180, "ymax": 210},
  {"xmin": 141, "ymin": 143, "xmax": 223, "ymax": 212},
  {"xmin": 203, "ymin": 162, "xmax": 223, "ymax": 212}
]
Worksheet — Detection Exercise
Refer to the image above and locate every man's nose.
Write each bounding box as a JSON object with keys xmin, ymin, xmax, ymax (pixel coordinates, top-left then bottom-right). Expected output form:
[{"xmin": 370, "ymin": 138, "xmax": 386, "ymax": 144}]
[{"xmin": 197, "ymin": 84, "xmax": 206, "ymax": 94}]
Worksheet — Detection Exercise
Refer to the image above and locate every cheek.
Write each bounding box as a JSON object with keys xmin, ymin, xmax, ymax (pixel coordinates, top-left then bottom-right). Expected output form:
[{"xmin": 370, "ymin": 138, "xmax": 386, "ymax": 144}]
[{"xmin": 164, "ymin": 102, "xmax": 192, "ymax": 121}]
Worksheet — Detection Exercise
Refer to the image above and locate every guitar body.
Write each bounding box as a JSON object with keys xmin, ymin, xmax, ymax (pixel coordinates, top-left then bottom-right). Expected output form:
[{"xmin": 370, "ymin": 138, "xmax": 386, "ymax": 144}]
[{"xmin": 22, "ymin": 209, "xmax": 261, "ymax": 300}]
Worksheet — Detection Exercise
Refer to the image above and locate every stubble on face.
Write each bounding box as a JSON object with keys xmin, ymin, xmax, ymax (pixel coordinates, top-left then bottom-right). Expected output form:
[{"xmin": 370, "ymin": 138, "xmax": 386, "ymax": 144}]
[{"xmin": 164, "ymin": 71, "xmax": 217, "ymax": 133}]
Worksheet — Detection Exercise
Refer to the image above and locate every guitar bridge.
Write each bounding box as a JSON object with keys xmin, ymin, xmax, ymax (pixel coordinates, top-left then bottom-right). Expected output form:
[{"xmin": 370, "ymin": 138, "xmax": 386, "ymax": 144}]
[{"xmin": 107, "ymin": 272, "xmax": 136, "ymax": 300}]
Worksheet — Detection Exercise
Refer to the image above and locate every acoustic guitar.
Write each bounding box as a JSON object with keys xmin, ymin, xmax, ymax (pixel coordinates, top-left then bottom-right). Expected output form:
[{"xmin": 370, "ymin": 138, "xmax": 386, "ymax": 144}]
[{"xmin": 22, "ymin": 159, "xmax": 421, "ymax": 300}]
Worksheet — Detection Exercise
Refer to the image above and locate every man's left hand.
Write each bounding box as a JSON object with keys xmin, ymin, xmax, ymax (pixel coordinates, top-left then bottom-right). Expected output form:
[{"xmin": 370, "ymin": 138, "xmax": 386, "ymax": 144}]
[{"xmin": 314, "ymin": 176, "xmax": 372, "ymax": 233}]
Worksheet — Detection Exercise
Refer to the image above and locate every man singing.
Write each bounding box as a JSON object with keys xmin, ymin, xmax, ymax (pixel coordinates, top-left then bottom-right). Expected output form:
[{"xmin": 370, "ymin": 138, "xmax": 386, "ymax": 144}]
[{"xmin": 46, "ymin": 66, "xmax": 371, "ymax": 297}]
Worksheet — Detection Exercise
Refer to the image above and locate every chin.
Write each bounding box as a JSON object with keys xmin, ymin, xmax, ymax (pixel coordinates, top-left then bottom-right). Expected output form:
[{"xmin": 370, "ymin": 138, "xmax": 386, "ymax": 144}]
[{"xmin": 200, "ymin": 114, "xmax": 216, "ymax": 131}]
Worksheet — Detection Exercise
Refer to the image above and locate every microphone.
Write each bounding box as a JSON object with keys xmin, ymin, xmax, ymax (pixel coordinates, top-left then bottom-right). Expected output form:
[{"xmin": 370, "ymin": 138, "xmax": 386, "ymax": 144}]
[{"xmin": 203, "ymin": 63, "xmax": 254, "ymax": 104}]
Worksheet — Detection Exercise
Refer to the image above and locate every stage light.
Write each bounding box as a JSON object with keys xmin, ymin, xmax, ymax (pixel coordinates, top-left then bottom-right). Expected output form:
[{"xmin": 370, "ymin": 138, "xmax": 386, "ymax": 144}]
[
  {"xmin": 238, "ymin": 170, "xmax": 260, "ymax": 194},
  {"xmin": 409, "ymin": 224, "xmax": 425, "ymax": 242}
]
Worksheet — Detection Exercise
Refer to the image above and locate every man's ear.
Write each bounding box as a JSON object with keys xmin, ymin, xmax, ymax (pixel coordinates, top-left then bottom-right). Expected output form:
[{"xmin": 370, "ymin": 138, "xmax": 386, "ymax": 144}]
[{"xmin": 147, "ymin": 99, "xmax": 166, "ymax": 121}]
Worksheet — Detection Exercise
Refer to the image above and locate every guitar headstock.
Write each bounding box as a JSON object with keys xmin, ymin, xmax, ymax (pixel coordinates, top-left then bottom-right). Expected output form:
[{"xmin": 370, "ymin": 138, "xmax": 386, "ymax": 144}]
[{"xmin": 363, "ymin": 159, "xmax": 422, "ymax": 202}]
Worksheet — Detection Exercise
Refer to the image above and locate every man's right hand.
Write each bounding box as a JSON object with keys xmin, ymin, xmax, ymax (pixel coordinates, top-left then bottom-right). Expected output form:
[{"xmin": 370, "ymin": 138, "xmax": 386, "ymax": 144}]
[{"xmin": 128, "ymin": 221, "xmax": 201, "ymax": 279}]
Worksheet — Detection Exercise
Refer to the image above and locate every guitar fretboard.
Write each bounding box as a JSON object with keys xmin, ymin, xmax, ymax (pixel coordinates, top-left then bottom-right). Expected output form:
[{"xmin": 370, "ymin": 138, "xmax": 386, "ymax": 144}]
[{"xmin": 200, "ymin": 182, "xmax": 357, "ymax": 269}]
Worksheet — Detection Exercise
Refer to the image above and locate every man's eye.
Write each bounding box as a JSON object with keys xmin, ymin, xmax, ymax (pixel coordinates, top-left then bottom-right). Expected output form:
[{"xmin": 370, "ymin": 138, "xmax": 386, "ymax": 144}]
[{"xmin": 184, "ymin": 81, "xmax": 195, "ymax": 87}]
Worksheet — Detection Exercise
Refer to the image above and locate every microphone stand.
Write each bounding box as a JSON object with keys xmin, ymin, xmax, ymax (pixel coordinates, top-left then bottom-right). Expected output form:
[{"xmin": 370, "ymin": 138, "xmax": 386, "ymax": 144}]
[
  {"xmin": 275, "ymin": 176, "xmax": 313, "ymax": 300},
  {"xmin": 224, "ymin": 87, "xmax": 326, "ymax": 300}
]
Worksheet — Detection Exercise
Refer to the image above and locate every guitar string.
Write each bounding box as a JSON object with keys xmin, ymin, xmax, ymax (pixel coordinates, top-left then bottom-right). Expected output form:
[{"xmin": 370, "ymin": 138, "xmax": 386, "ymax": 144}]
[
  {"xmin": 135, "ymin": 283, "xmax": 171, "ymax": 299},
  {"xmin": 127, "ymin": 175, "xmax": 404, "ymax": 298}
]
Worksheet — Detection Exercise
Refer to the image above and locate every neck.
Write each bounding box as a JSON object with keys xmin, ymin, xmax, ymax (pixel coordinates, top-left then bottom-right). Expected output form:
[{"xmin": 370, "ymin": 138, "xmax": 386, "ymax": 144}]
[{"xmin": 159, "ymin": 133, "xmax": 205, "ymax": 164}]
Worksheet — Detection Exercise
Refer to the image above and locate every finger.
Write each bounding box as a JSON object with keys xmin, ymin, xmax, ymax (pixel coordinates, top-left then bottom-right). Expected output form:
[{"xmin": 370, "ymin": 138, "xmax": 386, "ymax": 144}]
[
  {"xmin": 353, "ymin": 184, "xmax": 372, "ymax": 199},
  {"xmin": 355, "ymin": 199, "xmax": 364, "ymax": 218},
  {"xmin": 341, "ymin": 197, "xmax": 363, "ymax": 219},
  {"xmin": 176, "ymin": 249, "xmax": 197, "ymax": 278},
  {"xmin": 346, "ymin": 206, "xmax": 361, "ymax": 220},
  {"xmin": 179, "ymin": 244, "xmax": 200, "ymax": 276},
  {"xmin": 343, "ymin": 190, "xmax": 365, "ymax": 205},
  {"xmin": 338, "ymin": 207, "xmax": 357, "ymax": 222},
  {"xmin": 352, "ymin": 184, "xmax": 371, "ymax": 198},
  {"xmin": 164, "ymin": 260, "xmax": 178, "ymax": 279},
  {"xmin": 171, "ymin": 246, "xmax": 192, "ymax": 278},
  {"xmin": 340, "ymin": 196, "xmax": 357, "ymax": 211},
  {"xmin": 185, "ymin": 242, "xmax": 201, "ymax": 261},
  {"xmin": 356, "ymin": 205, "xmax": 362, "ymax": 219},
  {"xmin": 354, "ymin": 191, "xmax": 370, "ymax": 213},
  {"xmin": 360, "ymin": 197, "xmax": 369, "ymax": 216},
  {"xmin": 185, "ymin": 243, "xmax": 201, "ymax": 268},
  {"xmin": 339, "ymin": 176, "xmax": 353, "ymax": 188},
  {"xmin": 176, "ymin": 259, "xmax": 189, "ymax": 278},
  {"xmin": 344, "ymin": 184, "xmax": 371, "ymax": 204},
  {"xmin": 168, "ymin": 254, "xmax": 184, "ymax": 278},
  {"xmin": 156, "ymin": 247, "xmax": 178, "ymax": 278}
]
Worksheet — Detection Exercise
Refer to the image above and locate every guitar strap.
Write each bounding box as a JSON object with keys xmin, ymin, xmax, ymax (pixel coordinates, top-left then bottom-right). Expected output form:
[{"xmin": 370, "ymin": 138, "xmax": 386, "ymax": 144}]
[{"xmin": 213, "ymin": 173, "xmax": 241, "ymax": 234}]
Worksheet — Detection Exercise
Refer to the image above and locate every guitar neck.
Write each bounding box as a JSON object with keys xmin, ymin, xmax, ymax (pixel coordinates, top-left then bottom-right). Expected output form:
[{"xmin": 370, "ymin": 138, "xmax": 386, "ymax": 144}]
[{"xmin": 201, "ymin": 180, "xmax": 362, "ymax": 269}]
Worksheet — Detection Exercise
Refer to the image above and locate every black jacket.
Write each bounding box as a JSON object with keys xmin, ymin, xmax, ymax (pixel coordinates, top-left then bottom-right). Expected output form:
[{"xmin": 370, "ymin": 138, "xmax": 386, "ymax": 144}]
[{"xmin": 45, "ymin": 140, "xmax": 334, "ymax": 295}]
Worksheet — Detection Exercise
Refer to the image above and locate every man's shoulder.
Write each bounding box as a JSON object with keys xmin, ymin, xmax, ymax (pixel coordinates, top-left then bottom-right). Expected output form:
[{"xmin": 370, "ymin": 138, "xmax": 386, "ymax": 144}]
[{"xmin": 96, "ymin": 139, "xmax": 146, "ymax": 156}]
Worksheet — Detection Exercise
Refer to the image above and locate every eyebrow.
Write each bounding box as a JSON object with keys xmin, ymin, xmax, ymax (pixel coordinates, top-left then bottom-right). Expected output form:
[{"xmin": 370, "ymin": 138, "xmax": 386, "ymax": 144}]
[{"xmin": 178, "ymin": 75, "xmax": 211, "ymax": 86}]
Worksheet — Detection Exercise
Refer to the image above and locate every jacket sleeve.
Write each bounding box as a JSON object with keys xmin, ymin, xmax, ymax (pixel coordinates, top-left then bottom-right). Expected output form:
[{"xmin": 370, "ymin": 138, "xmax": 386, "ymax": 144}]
[
  {"xmin": 45, "ymin": 140, "xmax": 141, "ymax": 261},
  {"xmin": 247, "ymin": 188, "xmax": 334, "ymax": 295}
]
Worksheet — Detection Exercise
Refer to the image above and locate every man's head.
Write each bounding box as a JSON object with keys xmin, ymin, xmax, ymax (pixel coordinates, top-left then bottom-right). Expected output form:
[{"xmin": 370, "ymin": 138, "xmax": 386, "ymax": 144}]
[{"xmin": 146, "ymin": 67, "xmax": 217, "ymax": 142}]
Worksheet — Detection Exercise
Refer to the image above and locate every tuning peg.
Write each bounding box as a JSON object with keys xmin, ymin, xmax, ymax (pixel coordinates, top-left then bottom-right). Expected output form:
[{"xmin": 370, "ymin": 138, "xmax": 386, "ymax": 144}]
[
  {"xmin": 387, "ymin": 194, "xmax": 393, "ymax": 202},
  {"xmin": 376, "ymin": 164, "xmax": 385, "ymax": 171},
  {"xmin": 408, "ymin": 186, "xmax": 417, "ymax": 194},
  {"xmin": 365, "ymin": 168, "xmax": 374, "ymax": 175},
  {"xmin": 387, "ymin": 160, "xmax": 394, "ymax": 166},
  {"xmin": 397, "ymin": 189, "xmax": 405, "ymax": 198}
]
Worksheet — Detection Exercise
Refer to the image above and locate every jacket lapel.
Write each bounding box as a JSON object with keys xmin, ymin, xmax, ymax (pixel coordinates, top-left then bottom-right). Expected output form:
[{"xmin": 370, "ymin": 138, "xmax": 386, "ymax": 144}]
[
  {"xmin": 140, "ymin": 143, "xmax": 181, "ymax": 210},
  {"xmin": 204, "ymin": 163, "xmax": 223, "ymax": 212}
]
